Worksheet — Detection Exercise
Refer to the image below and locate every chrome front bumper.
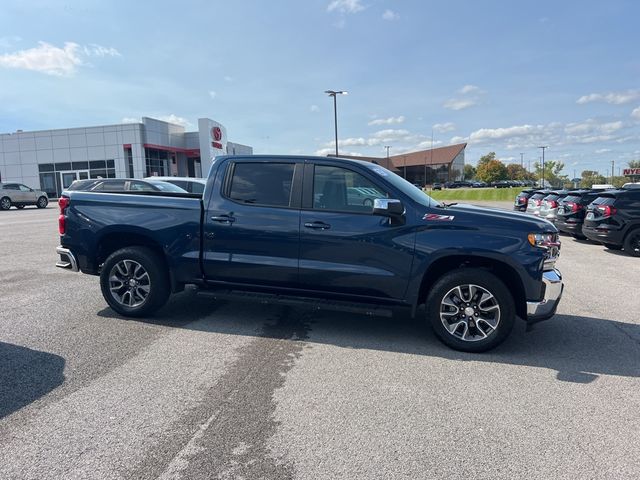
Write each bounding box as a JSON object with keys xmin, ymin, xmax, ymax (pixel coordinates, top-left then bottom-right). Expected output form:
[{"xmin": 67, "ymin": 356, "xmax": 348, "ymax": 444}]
[
  {"xmin": 526, "ymin": 269, "xmax": 563, "ymax": 322},
  {"xmin": 55, "ymin": 246, "xmax": 79, "ymax": 272}
]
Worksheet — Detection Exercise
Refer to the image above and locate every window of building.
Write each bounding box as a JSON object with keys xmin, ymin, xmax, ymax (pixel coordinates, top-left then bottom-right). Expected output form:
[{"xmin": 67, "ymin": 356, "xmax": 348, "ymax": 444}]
[
  {"xmin": 228, "ymin": 163, "xmax": 295, "ymax": 207},
  {"xmin": 145, "ymin": 148, "xmax": 170, "ymax": 177},
  {"xmin": 313, "ymin": 165, "xmax": 386, "ymax": 213},
  {"xmin": 125, "ymin": 147, "xmax": 134, "ymax": 178}
]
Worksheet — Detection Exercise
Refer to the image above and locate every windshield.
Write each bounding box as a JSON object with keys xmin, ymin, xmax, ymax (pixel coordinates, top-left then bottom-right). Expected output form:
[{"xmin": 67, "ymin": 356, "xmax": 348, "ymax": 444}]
[
  {"xmin": 362, "ymin": 163, "xmax": 436, "ymax": 207},
  {"xmin": 146, "ymin": 181, "xmax": 188, "ymax": 193}
]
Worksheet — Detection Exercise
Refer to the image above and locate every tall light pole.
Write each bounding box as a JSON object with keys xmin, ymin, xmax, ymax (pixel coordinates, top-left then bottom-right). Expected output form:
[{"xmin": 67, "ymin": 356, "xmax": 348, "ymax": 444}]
[
  {"xmin": 538, "ymin": 146, "xmax": 548, "ymax": 187},
  {"xmin": 520, "ymin": 152, "xmax": 524, "ymax": 169},
  {"xmin": 385, "ymin": 145, "xmax": 391, "ymax": 161},
  {"xmin": 611, "ymin": 159, "xmax": 615, "ymax": 184},
  {"xmin": 324, "ymin": 90, "xmax": 348, "ymax": 156}
]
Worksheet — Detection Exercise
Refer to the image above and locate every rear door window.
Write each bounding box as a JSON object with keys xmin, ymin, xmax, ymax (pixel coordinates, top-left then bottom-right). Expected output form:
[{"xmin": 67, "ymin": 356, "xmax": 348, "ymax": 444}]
[
  {"xmin": 228, "ymin": 162, "xmax": 295, "ymax": 207},
  {"xmin": 313, "ymin": 165, "xmax": 387, "ymax": 213},
  {"xmin": 189, "ymin": 182, "xmax": 205, "ymax": 194}
]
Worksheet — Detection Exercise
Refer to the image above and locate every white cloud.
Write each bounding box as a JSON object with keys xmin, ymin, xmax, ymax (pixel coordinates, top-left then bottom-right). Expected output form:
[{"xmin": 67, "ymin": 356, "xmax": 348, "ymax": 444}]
[
  {"xmin": 595, "ymin": 148, "xmax": 612, "ymax": 154},
  {"xmin": 315, "ymin": 147, "xmax": 363, "ymax": 156},
  {"xmin": 577, "ymin": 89, "xmax": 640, "ymax": 105},
  {"xmin": 459, "ymin": 85, "xmax": 480, "ymax": 95},
  {"xmin": 208, "ymin": 90, "xmax": 217, "ymax": 99},
  {"xmin": 382, "ymin": 9, "xmax": 400, "ymax": 21},
  {"xmin": 157, "ymin": 114, "xmax": 192, "ymax": 128},
  {"xmin": 0, "ymin": 40, "xmax": 119, "ymax": 76},
  {"xmin": 83, "ymin": 44, "xmax": 120, "ymax": 57},
  {"xmin": 632, "ymin": 106, "xmax": 640, "ymax": 120},
  {"xmin": 469, "ymin": 124, "xmax": 547, "ymax": 142},
  {"xmin": 450, "ymin": 136, "xmax": 467, "ymax": 144},
  {"xmin": 223, "ymin": 75, "xmax": 233, "ymax": 82},
  {"xmin": 368, "ymin": 116, "xmax": 405, "ymax": 126},
  {"xmin": 443, "ymin": 98, "xmax": 477, "ymax": 111},
  {"xmin": 121, "ymin": 117, "xmax": 140, "ymax": 124},
  {"xmin": 0, "ymin": 41, "xmax": 82, "ymax": 76},
  {"xmin": 327, "ymin": 0, "xmax": 364, "ymax": 14},
  {"xmin": 433, "ymin": 122, "xmax": 456, "ymax": 133},
  {"xmin": 310, "ymin": 104, "xmax": 320, "ymax": 112}
]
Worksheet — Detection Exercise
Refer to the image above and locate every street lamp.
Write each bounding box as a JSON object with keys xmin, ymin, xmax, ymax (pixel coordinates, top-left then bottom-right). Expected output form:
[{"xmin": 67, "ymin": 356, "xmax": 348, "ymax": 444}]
[
  {"xmin": 538, "ymin": 146, "xmax": 548, "ymax": 187},
  {"xmin": 325, "ymin": 90, "xmax": 348, "ymax": 156}
]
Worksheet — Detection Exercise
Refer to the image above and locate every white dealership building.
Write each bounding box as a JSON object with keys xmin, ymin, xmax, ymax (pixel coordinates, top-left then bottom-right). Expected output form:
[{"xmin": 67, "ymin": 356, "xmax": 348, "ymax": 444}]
[{"xmin": 0, "ymin": 117, "xmax": 252, "ymax": 198}]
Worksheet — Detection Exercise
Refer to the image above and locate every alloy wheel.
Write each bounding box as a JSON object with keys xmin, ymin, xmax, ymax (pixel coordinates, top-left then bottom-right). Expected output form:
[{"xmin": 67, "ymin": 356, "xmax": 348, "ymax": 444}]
[
  {"xmin": 439, "ymin": 284, "xmax": 501, "ymax": 342},
  {"xmin": 108, "ymin": 260, "xmax": 151, "ymax": 308}
]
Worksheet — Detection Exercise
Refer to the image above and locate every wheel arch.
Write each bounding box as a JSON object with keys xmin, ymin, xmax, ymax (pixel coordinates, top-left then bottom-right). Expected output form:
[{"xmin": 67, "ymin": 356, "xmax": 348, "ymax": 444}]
[
  {"xmin": 96, "ymin": 232, "xmax": 180, "ymax": 292},
  {"xmin": 416, "ymin": 254, "xmax": 527, "ymax": 320}
]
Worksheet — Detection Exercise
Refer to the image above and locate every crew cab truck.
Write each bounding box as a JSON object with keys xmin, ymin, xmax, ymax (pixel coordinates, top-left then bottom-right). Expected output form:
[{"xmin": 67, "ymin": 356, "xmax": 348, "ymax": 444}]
[{"xmin": 55, "ymin": 155, "xmax": 564, "ymax": 352}]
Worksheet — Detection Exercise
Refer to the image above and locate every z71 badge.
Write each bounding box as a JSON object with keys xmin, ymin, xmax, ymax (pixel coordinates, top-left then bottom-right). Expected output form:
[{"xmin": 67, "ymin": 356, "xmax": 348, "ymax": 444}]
[{"xmin": 423, "ymin": 213, "xmax": 455, "ymax": 221}]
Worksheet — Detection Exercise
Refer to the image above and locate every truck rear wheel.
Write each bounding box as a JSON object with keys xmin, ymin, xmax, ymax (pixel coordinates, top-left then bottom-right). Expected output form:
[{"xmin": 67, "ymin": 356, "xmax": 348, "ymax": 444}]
[
  {"xmin": 425, "ymin": 269, "xmax": 515, "ymax": 353},
  {"xmin": 623, "ymin": 229, "xmax": 640, "ymax": 257},
  {"xmin": 99, "ymin": 247, "xmax": 170, "ymax": 317}
]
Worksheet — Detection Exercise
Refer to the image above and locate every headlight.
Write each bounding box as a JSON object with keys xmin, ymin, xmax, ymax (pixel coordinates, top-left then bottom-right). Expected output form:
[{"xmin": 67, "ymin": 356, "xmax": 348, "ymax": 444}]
[
  {"xmin": 528, "ymin": 232, "xmax": 561, "ymax": 270},
  {"xmin": 528, "ymin": 232, "xmax": 560, "ymax": 248}
]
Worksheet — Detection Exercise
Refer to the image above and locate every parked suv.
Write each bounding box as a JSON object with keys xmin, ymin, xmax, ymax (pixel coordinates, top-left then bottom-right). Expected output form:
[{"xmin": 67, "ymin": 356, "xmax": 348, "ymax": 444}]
[
  {"xmin": 538, "ymin": 190, "xmax": 571, "ymax": 222},
  {"xmin": 526, "ymin": 190, "xmax": 551, "ymax": 216},
  {"xmin": 514, "ymin": 189, "xmax": 536, "ymax": 212},
  {"xmin": 554, "ymin": 190, "xmax": 602, "ymax": 239},
  {"xmin": 582, "ymin": 189, "xmax": 640, "ymax": 256},
  {"xmin": 0, "ymin": 183, "xmax": 49, "ymax": 210}
]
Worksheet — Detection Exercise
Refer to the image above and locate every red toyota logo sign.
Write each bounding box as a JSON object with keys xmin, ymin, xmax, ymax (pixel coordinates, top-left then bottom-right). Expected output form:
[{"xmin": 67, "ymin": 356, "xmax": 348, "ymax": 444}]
[{"xmin": 211, "ymin": 126, "xmax": 222, "ymax": 141}]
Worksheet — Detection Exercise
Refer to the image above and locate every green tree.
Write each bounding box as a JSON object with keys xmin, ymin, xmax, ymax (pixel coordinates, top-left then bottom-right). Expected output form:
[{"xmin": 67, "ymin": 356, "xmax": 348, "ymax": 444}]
[
  {"xmin": 628, "ymin": 160, "xmax": 640, "ymax": 169},
  {"xmin": 506, "ymin": 164, "xmax": 528, "ymax": 180},
  {"xmin": 476, "ymin": 159, "xmax": 508, "ymax": 183},
  {"xmin": 580, "ymin": 170, "xmax": 606, "ymax": 188},
  {"xmin": 534, "ymin": 160, "xmax": 566, "ymax": 187},
  {"xmin": 477, "ymin": 152, "xmax": 496, "ymax": 168},
  {"xmin": 463, "ymin": 164, "xmax": 476, "ymax": 180}
]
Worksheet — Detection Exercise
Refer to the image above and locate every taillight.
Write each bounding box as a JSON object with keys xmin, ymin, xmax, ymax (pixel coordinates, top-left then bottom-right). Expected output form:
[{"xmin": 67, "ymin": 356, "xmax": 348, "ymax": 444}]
[
  {"xmin": 549, "ymin": 200, "xmax": 558, "ymax": 209},
  {"xmin": 58, "ymin": 196, "xmax": 69, "ymax": 235},
  {"xmin": 596, "ymin": 205, "xmax": 617, "ymax": 218},
  {"xmin": 566, "ymin": 202, "xmax": 582, "ymax": 213},
  {"xmin": 518, "ymin": 196, "xmax": 527, "ymax": 204}
]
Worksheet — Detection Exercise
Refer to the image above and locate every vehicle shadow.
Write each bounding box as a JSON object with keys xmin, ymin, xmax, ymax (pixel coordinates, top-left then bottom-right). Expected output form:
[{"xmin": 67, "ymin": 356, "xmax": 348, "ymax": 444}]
[
  {"xmin": 98, "ymin": 289, "xmax": 640, "ymax": 385},
  {"xmin": 0, "ymin": 342, "xmax": 66, "ymax": 419}
]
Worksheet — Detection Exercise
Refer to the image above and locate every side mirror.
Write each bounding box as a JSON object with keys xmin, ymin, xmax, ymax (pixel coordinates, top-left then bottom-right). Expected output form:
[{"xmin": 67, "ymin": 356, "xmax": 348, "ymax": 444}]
[{"xmin": 373, "ymin": 198, "xmax": 404, "ymax": 217}]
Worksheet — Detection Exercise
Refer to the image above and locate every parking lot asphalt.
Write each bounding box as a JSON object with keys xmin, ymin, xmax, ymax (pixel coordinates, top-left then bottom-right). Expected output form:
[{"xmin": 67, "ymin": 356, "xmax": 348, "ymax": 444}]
[{"xmin": 1, "ymin": 204, "xmax": 639, "ymax": 479}]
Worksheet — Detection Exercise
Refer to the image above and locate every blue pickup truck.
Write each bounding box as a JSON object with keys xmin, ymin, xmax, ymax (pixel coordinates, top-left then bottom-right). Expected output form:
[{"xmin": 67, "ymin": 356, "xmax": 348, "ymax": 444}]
[{"xmin": 55, "ymin": 155, "xmax": 563, "ymax": 352}]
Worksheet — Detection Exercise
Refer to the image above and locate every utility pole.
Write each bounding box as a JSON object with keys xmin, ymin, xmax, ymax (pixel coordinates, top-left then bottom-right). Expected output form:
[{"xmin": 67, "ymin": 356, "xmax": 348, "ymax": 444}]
[
  {"xmin": 611, "ymin": 159, "xmax": 615, "ymax": 184},
  {"xmin": 520, "ymin": 152, "xmax": 524, "ymax": 169},
  {"xmin": 538, "ymin": 146, "xmax": 548, "ymax": 187},
  {"xmin": 385, "ymin": 146, "xmax": 391, "ymax": 161}
]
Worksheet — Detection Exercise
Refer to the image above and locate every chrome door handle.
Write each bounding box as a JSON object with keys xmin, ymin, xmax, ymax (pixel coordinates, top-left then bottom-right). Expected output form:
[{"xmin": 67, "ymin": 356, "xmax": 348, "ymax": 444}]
[
  {"xmin": 211, "ymin": 215, "xmax": 236, "ymax": 223},
  {"xmin": 304, "ymin": 221, "xmax": 331, "ymax": 230}
]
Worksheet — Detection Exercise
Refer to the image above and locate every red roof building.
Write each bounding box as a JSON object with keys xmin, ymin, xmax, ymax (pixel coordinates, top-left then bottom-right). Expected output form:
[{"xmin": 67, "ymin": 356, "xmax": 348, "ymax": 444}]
[{"xmin": 335, "ymin": 143, "xmax": 467, "ymax": 186}]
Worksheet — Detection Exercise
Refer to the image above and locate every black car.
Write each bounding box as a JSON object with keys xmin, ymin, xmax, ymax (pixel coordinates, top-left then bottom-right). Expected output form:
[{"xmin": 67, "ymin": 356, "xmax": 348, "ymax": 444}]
[
  {"xmin": 554, "ymin": 190, "xmax": 602, "ymax": 239},
  {"xmin": 66, "ymin": 178, "xmax": 188, "ymax": 193},
  {"xmin": 445, "ymin": 181, "xmax": 473, "ymax": 189},
  {"xmin": 493, "ymin": 180, "xmax": 511, "ymax": 188},
  {"xmin": 513, "ymin": 189, "xmax": 536, "ymax": 212},
  {"xmin": 582, "ymin": 189, "xmax": 640, "ymax": 256}
]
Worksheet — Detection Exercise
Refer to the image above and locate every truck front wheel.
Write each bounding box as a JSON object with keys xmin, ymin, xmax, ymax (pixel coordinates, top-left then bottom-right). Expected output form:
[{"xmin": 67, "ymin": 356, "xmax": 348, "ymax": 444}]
[
  {"xmin": 99, "ymin": 247, "xmax": 170, "ymax": 317},
  {"xmin": 425, "ymin": 269, "xmax": 515, "ymax": 353}
]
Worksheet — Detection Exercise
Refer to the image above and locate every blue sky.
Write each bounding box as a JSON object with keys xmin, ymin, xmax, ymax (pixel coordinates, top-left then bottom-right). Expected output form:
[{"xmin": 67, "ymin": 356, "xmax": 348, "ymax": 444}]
[{"xmin": 0, "ymin": 0, "xmax": 638, "ymax": 175}]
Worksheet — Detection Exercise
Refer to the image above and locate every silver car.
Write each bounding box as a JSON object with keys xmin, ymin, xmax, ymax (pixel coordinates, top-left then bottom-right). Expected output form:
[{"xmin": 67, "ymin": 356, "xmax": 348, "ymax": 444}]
[
  {"xmin": 0, "ymin": 182, "xmax": 49, "ymax": 210},
  {"xmin": 144, "ymin": 176, "xmax": 206, "ymax": 195}
]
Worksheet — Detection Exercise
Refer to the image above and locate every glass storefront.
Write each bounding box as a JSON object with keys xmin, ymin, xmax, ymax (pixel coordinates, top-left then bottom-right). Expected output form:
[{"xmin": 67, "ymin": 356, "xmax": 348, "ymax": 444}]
[{"xmin": 38, "ymin": 160, "xmax": 116, "ymax": 197}]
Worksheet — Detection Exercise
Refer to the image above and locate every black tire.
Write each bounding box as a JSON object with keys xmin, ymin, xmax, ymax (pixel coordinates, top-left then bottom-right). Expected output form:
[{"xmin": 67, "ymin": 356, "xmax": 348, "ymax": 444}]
[
  {"xmin": 16, "ymin": 205, "xmax": 25, "ymax": 209},
  {"xmin": 623, "ymin": 229, "xmax": 640, "ymax": 257},
  {"xmin": 571, "ymin": 233, "xmax": 587, "ymax": 240},
  {"xmin": 36, "ymin": 196, "xmax": 48, "ymax": 208},
  {"xmin": 0, "ymin": 197, "xmax": 11, "ymax": 210},
  {"xmin": 425, "ymin": 268, "xmax": 515, "ymax": 353},
  {"xmin": 603, "ymin": 243, "xmax": 622, "ymax": 251},
  {"xmin": 363, "ymin": 198, "xmax": 373, "ymax": 207},
  {"xmin": 99, "ymin": 247, "xmax": 170, "ymax": 317}
]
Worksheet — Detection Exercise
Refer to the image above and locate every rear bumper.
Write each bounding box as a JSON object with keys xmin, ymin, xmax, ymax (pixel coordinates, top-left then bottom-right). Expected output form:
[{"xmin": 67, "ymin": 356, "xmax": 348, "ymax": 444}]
[
  {"xmin": 555, "ymin": 219, "xmax": 582, "ymax": 234},
  {"xmin": 582, "ymin": 225, "xmax": 624, "ymax": 245},
  {"xmin": 55, "ymin": 246, "xmax": 79, "ymax": 272},
  {"xmin": 526, "ymin": 269, "xmax": 563, "ymax": 322}
]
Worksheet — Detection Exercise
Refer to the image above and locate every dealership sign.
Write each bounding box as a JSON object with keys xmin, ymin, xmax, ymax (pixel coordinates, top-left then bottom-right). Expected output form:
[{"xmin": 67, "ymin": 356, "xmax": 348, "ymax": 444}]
[
  {"xmin": 623, "ymin": 168, "xmax": 640, "ymax": 176},
  {"xmin": 211, "ymin": 126, "xmax": 223, "ymax": 149}
]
